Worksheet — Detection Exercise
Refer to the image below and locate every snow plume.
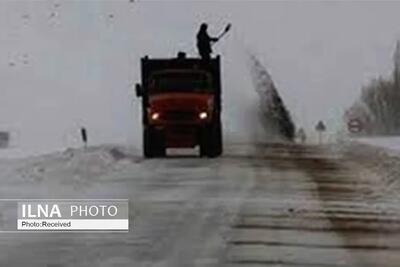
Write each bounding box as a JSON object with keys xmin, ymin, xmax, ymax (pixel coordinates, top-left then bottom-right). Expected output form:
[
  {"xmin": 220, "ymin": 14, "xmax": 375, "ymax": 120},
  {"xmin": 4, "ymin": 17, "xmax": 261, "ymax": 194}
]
[{"xmin": 248, "ymin": 54, "xmax": 295, "ymax": 141}]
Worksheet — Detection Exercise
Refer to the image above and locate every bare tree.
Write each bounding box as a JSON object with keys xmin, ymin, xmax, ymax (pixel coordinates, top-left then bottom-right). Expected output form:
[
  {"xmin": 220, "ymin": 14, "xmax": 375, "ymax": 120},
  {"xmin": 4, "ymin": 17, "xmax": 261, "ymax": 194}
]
[{"xmin": 345, "ymin": 40, "xmax": 400, "ymax": 135}]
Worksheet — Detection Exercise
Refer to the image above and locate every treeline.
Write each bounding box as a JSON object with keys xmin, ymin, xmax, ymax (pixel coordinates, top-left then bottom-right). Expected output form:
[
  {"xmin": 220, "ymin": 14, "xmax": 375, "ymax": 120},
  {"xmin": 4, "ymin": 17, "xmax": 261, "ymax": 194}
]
[
  {"xmin": 345, "ymin": 41, "xmax": 400, "ymax": 135},
  {"xmin": 248, "ymin": 54, "xmax": 295, "ymax": 141}
]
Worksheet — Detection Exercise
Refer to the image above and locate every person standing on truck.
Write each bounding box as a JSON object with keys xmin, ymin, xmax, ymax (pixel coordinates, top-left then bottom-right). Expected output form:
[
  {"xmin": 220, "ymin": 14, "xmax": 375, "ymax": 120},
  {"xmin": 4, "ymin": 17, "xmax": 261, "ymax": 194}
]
[{"xmin": 196, "ymin": 23, "xmax": 218, "ymax": 60}]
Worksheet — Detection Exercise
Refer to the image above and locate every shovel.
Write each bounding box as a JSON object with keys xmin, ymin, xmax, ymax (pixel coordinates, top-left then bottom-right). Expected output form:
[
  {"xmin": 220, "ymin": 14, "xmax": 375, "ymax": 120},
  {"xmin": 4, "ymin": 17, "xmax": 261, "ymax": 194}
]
[{"xmin": 216, "ymin": 23, "xmax": 232, "ymax": 42}]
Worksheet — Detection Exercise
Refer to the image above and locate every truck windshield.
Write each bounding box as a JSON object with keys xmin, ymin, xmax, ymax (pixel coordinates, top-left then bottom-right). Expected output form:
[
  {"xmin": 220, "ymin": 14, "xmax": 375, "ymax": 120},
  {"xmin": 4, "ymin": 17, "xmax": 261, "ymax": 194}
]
[{"xmin": 150, "ymin": 72, "xmax": 211, "ymax": 93}]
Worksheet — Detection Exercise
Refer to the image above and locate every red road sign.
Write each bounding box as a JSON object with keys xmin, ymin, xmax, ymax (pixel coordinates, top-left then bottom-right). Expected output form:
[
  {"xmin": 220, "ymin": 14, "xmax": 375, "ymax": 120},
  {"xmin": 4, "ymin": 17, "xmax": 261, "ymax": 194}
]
[{"xmin": 347, "ymin": 118, "xmax": 363, "ymax": 133}]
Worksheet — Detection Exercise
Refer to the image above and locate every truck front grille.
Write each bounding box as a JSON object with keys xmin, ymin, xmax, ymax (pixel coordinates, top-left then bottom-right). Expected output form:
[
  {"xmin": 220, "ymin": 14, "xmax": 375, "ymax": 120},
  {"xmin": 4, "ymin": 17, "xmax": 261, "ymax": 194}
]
[{"xmin": 163, "ymin": 111, "xmax": 196, "ymax": 122}]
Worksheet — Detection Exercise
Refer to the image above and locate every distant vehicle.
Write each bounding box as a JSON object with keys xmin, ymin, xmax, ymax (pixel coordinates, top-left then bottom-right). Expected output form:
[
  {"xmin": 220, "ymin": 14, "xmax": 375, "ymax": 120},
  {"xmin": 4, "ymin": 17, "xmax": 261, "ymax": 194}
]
[{"xmin": 136, "ymin": 53, "xmax": 223, "ymax": 158}]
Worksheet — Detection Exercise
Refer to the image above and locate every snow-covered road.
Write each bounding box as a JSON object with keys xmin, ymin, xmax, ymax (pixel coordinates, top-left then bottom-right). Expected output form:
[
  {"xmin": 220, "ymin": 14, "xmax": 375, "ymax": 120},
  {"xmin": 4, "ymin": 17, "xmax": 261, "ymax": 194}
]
[{"xmin": 1, "ymin": 143, "xmax": 400, "ymax": 266}]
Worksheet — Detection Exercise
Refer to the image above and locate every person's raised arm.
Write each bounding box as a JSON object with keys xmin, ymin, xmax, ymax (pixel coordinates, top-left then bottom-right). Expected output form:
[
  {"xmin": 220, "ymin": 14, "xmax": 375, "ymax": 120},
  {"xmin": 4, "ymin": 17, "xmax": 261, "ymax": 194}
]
[{"xmin": 210, "ymin": 37, "xmax": 219, "ymax": 42}]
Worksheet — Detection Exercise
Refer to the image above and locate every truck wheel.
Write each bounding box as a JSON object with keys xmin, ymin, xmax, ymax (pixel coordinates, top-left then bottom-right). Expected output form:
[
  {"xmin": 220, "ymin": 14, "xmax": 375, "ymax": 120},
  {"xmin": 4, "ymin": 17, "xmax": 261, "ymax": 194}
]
[
  {"xmin": 153, "ymin": 131, "xmax": 166, "ymax": 157},
  {"xmin": 143, "ymin": 127, "xmax": 166, "ymax": 158},
  {"xmin": 212, "ymin": 121, "xmax": 223, "ymax": 157},
  {"xmin": 200, "ymin": 143, "xmax": 210, "ymax": 157},
  {"xmin": 143, "ymin": 127, "xmax": 154, "ymax": 158},
  {"xmin": 199, "ymin": 121, "xmax": 223, "ymax": 158},
  {"xmin": 207, "ymin": 121, "xmax": 222, "ymax": 158},
  {"xmin": 199, "ymin": 126, "xmax": 210, "ymax": 157}
]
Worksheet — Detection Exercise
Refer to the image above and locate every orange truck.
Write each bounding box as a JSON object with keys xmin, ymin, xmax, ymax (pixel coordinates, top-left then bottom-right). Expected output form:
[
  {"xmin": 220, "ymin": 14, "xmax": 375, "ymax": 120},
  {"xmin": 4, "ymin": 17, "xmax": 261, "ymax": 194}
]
[{"xmin": 136, "ymin": 53, "xmax": 223, "ymax": 158}]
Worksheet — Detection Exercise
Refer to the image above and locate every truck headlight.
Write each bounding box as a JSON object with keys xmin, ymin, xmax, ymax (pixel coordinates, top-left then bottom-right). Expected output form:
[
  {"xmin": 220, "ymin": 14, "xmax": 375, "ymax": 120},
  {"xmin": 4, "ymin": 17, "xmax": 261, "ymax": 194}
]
[
  {"xmin": 151, "ymin": 112, "xmax": 160, "ymax": 120},
  {"xmin": 199, "ymin": 112, "xmax": 208, "ymax": 120}
]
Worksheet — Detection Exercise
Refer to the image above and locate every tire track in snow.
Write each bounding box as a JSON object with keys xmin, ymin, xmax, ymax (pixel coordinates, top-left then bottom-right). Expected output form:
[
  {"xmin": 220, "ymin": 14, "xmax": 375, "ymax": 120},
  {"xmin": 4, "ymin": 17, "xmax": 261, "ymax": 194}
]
[{"xmin": 224, "ymin": 143, "xmax": 354, "ymax": 267}]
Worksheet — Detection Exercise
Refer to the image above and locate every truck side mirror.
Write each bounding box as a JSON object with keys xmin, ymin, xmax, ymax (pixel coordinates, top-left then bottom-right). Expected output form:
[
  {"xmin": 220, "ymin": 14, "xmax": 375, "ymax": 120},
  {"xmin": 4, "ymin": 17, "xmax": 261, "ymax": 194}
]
[{"xmin": 135, "ymin": 84, "xmax": 143, "ymax": 97}]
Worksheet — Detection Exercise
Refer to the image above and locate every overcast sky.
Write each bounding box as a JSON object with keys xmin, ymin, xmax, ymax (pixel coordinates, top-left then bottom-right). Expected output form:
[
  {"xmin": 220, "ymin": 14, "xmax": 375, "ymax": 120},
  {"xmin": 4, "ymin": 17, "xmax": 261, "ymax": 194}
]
[{"xmin": 1, "ymin": 1, "xmax": 400, "ymax": 156}]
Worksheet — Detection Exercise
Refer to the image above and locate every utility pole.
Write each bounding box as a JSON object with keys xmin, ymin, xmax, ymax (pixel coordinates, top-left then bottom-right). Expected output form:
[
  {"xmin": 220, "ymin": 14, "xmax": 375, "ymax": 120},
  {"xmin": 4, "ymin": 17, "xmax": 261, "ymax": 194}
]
[
  {"xmin": 315, "ymin": 121, "xmax": 326, "ymax": 145},
  {"xmin": 80, "ymin": 127, "xmax": 88, "ymax": 148}
]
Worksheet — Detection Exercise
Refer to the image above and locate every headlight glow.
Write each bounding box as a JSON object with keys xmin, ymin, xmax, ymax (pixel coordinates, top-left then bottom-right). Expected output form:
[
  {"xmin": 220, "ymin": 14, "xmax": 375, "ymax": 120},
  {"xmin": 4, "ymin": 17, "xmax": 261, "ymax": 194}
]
[
  {"xmin": 151, "ymin": 112, "xmax": 160, "ymax": 120},
  {"xmin": 199, "ymin": 112, "xmax": 208, "ymax": 120}
]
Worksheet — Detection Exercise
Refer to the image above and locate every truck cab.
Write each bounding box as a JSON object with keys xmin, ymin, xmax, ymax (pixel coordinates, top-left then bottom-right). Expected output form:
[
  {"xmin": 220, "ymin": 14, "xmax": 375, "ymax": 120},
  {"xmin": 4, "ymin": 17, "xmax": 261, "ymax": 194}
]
[{"xmin": 136, "ymin": 53, "xmax": 223, "ymax": 158}]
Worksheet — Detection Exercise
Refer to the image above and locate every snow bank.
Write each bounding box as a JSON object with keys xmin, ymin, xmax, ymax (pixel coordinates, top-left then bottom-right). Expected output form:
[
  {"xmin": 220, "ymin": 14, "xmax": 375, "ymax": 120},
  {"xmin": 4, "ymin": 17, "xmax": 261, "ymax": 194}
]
[
  {"xmin": 356, "ymin": 136, "xmax": 400, "ymax": 156},
  {"xmin": 0, "ymin": 145, "xmax": 142, "ymax": 197}
]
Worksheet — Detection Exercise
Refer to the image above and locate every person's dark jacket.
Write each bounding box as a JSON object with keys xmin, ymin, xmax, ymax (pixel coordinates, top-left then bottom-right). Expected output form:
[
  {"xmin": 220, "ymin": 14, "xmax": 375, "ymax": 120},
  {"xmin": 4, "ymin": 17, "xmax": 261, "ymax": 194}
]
[{"xmin": 197, "ymin": 27, "xmax": 218, "ymax": 58}]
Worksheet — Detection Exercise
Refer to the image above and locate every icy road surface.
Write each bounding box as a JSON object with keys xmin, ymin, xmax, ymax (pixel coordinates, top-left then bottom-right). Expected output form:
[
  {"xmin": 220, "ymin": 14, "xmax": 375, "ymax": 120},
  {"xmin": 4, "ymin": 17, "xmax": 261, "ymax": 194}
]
[{"xmin": 1, "ymin": 143, "xmax": 400, "ymax": 266}]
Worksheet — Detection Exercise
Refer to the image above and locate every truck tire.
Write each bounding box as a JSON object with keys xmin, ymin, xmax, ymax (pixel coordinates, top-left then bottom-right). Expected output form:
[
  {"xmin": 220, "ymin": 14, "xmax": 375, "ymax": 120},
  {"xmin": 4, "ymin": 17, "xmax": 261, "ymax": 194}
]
[
  {"xmin": 153, "ymin": 131, "xmax": 166, "ymax": 158},
  {"xmin": 199, "ymin": 130, "xmax": 209, "ymax": 158},
  {"xmin": 143, "ymin": 127, "xmax": 154, "ymax": 158},
  {"xmin": 199, "ymin": 124, "xmax": 210, "ymax": 157},
  {"xmin": 199, "ymin": 121, "xmax": 223, "ymax": 158},
  {"xmin": 143, "ymin": 127, "xmax": 166, "ymax": 158},
  {"xmin": 212, "ymin": 121, "xmax": 223, "ymax": 157}
]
